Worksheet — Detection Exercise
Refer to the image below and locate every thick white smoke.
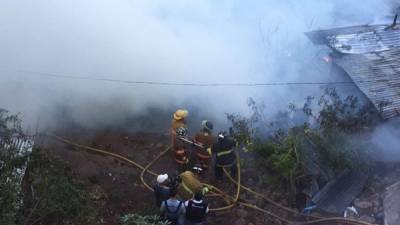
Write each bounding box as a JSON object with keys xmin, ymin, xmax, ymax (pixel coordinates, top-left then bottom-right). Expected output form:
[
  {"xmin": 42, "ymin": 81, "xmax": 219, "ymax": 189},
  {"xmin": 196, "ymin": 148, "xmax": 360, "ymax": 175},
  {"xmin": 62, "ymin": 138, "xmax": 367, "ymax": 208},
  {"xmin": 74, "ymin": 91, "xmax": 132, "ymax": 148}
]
[
  {"xmin": 368, "ymin": 119, "xmax": 400, "ymax": 161},
  {"xmin": 0, "ymin": 0, "xmax": 395, "ymax": 132}
]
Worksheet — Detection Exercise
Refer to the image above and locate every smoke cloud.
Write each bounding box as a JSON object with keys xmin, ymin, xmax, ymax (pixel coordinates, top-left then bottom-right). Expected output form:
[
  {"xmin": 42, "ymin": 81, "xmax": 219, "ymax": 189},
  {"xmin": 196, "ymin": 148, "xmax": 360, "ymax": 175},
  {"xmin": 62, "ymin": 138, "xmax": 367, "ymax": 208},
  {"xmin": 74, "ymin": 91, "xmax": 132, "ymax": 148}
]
[
  {"xmin": 368, "ymin": 119, "xmax": 400, "ymax": 161},
  {"xmin": 0, "ymin": 0, "xmax": 396, "ymax": 132}
]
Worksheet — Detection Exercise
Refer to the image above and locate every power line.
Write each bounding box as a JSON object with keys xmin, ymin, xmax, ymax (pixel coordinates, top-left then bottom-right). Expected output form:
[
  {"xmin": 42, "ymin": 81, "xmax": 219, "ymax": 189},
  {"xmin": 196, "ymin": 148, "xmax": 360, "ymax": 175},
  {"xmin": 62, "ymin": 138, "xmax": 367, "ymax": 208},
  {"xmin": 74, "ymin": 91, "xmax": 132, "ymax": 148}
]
[{"xmin": 9, "ymin": 69, "xmax": 360, "ymax": 87}]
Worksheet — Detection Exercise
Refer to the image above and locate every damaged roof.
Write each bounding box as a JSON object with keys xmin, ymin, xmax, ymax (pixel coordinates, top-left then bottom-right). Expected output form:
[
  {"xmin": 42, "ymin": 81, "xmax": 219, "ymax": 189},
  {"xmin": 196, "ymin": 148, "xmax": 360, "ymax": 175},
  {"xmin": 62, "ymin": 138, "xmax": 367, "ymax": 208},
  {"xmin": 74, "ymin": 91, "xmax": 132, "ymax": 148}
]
[
  {"xmin": 307, "ymin": 22, "xmax": 400, "ymax": 119},
  {"xmin": 312, "ymin": 169, "xmax": 368, "ymax": 214}
]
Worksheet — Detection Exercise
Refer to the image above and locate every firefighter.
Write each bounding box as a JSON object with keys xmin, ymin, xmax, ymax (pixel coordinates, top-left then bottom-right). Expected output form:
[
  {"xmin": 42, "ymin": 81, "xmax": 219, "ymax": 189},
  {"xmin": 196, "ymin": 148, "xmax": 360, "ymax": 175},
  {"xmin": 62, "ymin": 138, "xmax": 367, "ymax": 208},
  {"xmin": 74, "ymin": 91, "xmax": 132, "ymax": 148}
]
[
  {"xmin": 211, "ymin": 132, "xmax": 237, "ymax": 181},
  {"xmin": 174, "ymin": 127, "xmax": 190, "ymax": 171},
  {"xmin": 177, "ymin": 170, "xmax": 209, "ymax": 200},
  {"xmin": 171, "ymin": 109, "xmax": 189, "ymax": 144},
  {"xmin": 193, "ymin": 120, "xmax": 217, "ymax": 170},
  {"xmin": 171, "ymin": 109, "xmax": 189, "ymax": 169}
]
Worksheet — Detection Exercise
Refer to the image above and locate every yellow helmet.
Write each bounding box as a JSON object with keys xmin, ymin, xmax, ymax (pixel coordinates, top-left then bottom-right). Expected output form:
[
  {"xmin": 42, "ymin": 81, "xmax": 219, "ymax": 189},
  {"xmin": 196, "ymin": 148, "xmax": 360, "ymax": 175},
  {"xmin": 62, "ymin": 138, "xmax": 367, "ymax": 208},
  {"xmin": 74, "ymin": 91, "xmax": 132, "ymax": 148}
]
[{"xmin": 173, "ymin": 109, "xmax": 188, "ymax": 120}]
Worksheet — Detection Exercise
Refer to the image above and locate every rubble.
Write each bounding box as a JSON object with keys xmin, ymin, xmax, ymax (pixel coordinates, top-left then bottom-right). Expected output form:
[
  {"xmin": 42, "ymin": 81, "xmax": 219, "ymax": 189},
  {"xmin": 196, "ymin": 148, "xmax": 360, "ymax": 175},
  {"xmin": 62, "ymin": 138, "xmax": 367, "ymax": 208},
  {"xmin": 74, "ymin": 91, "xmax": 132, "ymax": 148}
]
[
  {"xmin": 359, "ymin": 215, "xmax": 376, "ymax": 224},
  {"xmin": 383, "ymin": 181, "xmax": 400, "ymax": 225},
  {"xmin": 312, "ymin": 170, "xmax": 368, "ymax": 214},
  {"xmin": 344, "ymin": 206, "xmax": 359, "ymax": 218},
  {"xmin": 354, "ymin": 198, "xmax": 373, "ymax": 209}
]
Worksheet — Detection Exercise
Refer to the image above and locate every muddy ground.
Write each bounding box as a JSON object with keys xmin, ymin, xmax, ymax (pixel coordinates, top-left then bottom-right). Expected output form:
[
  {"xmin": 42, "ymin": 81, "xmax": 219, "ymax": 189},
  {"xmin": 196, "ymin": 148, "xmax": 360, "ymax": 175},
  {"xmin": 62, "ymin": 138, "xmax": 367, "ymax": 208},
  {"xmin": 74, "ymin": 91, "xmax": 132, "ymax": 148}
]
[
  {"xmin": 36, "ymin": 128, "xmax": 400, "ymax": 225},
  {"xmin": 38, "ymin": 128, "xmax": 276, "ymax": 225}
]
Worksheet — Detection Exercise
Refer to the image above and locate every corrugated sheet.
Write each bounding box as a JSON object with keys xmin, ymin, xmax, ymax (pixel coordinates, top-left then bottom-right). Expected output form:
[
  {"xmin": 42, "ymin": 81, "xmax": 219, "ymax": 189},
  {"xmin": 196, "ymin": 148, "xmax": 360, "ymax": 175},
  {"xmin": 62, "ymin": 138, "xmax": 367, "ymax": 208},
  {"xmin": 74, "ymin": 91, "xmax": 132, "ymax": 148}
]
[
  {"xmin": 335, "ymin": 49, "xmax": 400, "ymax": 118},
  {"xmin": 0, "ymin": 136, "xmax": 34, "ymax": 184},
  {"xmin": 307, "ymin": 24, "xmax": 400, "ymax": 119},
  {"xmin": 307, "ymin": 25, "xmax": 400, "ymax": 53},
  {"xmin": 312, "ymin": 170, "xmax": 368, "ymax": 214},
  {"xmin": 0, "ymin": 137, "xmax": 34, "ymax": 154}
]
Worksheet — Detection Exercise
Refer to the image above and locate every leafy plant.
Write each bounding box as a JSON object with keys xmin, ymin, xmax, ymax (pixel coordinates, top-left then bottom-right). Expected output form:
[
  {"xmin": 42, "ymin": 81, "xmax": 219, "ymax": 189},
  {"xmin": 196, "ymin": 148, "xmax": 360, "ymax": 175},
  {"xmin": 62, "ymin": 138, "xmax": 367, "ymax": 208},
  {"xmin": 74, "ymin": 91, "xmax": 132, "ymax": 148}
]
[
  {"xmin": 302, "ymin": 87, "xmax": 378, "ymax": 132},
  {"xmin": 23, "ymin": 150, "xmax": 101, "ymax": 225},
  {"xmin": 0, "ymin": 109, "xmax": 27, "ymax": 225},
  {"xmin": 301, "ymin": 88, "xmax": 375, "ymax": 174},
  {"xmin": 226, "ymin": 98, "xmax": 265, "ymax": 150},
  {"xmin": 308, "ymin": 130, "xmax": 370, "ymax": 174},
  {"xmin": 227, "ymin": 88, "xmax": 377, "ymax": 192},
  {"xmin": 252, "ymin": 127, "xmax": 306, "ymax": 191},
  {"xmin": 121, "ymin": 213, "xmax": 169, "ymax": 225}
]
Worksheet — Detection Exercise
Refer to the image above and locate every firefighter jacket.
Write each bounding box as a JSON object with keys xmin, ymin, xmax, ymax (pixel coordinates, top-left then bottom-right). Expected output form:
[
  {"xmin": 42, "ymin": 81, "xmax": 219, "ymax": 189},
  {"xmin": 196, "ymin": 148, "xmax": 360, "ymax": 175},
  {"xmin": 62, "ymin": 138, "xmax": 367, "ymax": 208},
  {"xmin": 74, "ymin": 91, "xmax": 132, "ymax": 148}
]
[
  {"xmin": 171, "ymin": 119, "xmax": 186, "ymax": 135},
  {"xmin": 178, "ymin": 171, "xmax": 202, "ymax": 200},
  {"xmin": 194, "ymin": 131, "xmax": 216, "ymax": 156},
  {"xmin": 211, "ymin": 138, "xmax": 236, "ymax": 167},
  {"xmin": 171, "ymin": 119, "xmax": 186, "ymax": 150}
]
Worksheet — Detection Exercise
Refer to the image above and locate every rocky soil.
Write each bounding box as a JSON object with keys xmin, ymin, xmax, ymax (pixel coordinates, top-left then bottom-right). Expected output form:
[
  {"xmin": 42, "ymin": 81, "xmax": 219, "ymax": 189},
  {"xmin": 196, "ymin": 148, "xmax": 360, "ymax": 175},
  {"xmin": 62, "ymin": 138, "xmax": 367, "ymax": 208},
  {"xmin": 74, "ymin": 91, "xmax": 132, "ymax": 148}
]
[{"xmin": 349, "ymin": 163, "xmax": 400, "ymax": 225}]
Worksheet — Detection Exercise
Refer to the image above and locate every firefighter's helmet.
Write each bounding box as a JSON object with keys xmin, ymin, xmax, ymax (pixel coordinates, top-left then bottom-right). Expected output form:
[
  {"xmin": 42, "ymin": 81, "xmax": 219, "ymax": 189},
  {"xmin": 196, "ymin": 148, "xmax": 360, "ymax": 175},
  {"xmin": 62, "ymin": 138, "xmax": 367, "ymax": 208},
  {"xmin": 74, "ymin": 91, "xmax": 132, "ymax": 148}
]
[{"xmin": 201, "ymin": 120, "xmax": 213, "ymax": 132}]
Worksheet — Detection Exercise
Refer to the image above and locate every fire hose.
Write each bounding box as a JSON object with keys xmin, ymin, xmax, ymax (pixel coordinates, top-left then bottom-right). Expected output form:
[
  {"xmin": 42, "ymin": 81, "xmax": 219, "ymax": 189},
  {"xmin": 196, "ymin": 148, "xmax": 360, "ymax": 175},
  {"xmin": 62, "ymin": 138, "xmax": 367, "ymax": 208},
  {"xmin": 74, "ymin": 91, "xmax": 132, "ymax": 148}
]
[
  {"xmin": 138, "ymin": 141, "xmax": 238, "ymax": 210},
  {"xmin": 178, "ymin": 137, "xmax": 241, "ymax": 211},
  {"xmin": 47, "ymin": 134, "xmax": 236, "ymax": 209},
  {"xmin": 46, "ymin": 134, "xmax": 376, "ymax": 225},
  {"xmin": 138, "ymin": 145, "xmax": 232, "ymax": 203}
]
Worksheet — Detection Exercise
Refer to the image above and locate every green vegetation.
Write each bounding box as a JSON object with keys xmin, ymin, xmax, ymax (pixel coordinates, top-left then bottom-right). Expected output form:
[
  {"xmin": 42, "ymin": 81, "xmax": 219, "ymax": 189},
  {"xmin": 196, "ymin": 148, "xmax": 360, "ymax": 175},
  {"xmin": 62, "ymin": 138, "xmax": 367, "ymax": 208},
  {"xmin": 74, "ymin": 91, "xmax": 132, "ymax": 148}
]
[
  {"xmin": 121, "ymin": 213, "xmax": 169, "ymax": 225},
  {"xmin": 0, "ymin": 109, "xmax": 26, "ymax": 225},
  {"xmin": 251, "ymin": 128, "xmax": 305, "ymax": 190},
  {"xmin": 0, "ymin": 109, "xmax": 102, "ymax": 225},
  {"xmin": 228, "ymin": 88, "xmax": 378, "ymax": 192},
  {"xmin": 23, "ymin": 150, "xmax": 101, "ymax": 225}
]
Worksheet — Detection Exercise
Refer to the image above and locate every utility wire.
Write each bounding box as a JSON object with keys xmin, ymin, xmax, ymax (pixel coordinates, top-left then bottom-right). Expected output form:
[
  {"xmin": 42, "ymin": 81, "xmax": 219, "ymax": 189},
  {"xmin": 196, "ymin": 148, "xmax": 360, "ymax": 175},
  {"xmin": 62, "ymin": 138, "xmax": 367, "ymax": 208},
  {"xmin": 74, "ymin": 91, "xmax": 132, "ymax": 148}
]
[{"xmin": 8, "ymin": 69, "xmax": 363, "ymax": 87}]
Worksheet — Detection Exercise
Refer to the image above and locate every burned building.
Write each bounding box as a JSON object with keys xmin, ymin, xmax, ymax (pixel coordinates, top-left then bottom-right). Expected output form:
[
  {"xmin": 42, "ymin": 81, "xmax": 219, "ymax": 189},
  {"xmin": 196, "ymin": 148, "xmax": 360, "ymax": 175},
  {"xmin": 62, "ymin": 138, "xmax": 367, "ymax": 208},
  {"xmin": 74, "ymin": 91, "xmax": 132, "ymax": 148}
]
[
  {"xmin": 307, "ymin": 16, "xmax": 400, "ymax": 119},
  {"xmin": 298, "ymin": 17, "xmax": 400, "ymax": 215}
]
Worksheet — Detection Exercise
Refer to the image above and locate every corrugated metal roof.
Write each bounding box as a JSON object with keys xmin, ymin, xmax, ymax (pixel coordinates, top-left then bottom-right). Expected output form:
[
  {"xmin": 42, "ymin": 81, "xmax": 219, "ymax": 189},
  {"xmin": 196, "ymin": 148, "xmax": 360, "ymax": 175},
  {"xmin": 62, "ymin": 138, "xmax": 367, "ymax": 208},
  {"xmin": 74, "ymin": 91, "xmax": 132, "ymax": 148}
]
[
  {"xmin": 307, "ymin": 23, "xmax": 400, "ymax": 119},
  {"xmin": 0, "ymin": 137, "xmax": 34, "ymax": 184},
  {"xmin": 335, "ymin": 49, "xmax": 400, "ymax": 118},
  {"xmin": 312, "ymin": 170, "xmax": 368, "ymax": 214}
]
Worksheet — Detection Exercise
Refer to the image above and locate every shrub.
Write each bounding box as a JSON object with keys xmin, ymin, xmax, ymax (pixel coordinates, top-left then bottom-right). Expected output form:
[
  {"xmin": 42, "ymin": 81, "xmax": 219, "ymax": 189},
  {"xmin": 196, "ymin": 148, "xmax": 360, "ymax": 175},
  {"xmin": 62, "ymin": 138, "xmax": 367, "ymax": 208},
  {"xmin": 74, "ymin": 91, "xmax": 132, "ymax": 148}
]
[
  {"xmin": 23, "ymin": 150, "xmax": 102, "ymax": 225},
  {"xmin": 0, "ymin": 109, "xmax": 26, "ymax": 225},
  {"xmin": 252, "ymin": 127, "xmax": 306, "ymax": 191},
  {"xmin": 121, "ymin": 213, "xmax": 169, "ymax": 225},
  {"xmin": 227, "ymin": 88, "xmax": 377, "ymax": 191}
]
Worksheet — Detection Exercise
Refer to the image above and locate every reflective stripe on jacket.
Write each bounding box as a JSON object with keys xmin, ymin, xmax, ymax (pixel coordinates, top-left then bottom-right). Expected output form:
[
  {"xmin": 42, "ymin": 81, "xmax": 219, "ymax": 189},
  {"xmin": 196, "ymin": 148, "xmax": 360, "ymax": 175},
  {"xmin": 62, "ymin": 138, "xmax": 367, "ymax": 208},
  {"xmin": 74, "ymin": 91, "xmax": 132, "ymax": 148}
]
[
  {"xmin": 211, "ymin": 138, "xmax": 236, "ymax": 166},
  {"xmin": 216, "ymin": 149, "xmax": 233, "ymax": 157}
]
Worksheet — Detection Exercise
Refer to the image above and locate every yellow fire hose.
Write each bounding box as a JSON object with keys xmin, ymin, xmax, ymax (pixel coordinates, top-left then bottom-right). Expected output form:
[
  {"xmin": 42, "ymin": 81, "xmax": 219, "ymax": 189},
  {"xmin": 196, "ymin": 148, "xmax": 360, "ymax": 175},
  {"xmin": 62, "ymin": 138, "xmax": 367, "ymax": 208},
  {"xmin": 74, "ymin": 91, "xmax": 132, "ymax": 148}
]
[
  {"xmin": 136, "ymin": 140, "xmax": 233, "ymax": 204},
  {"xmin": 138, "ymin": 138, "xmax": 240, "ymax": 211},
  {"xmin": 47, "ymin": 134, "xmax": 235, "ymax": 209},
  {"xmin": 222, "ymin": 167, "xmax": 323, "ymax": 220},
  {"xmin": 212, "ymin": 154, "xmax": 241, "ymax": 211},
  {"xmin": 46, "ymin": 134, "xmax": 376, "ymax": 225},
  {"xmin": 138, "ymin": 145, "xmax": 233, "ymax": 206},
  {"xmin": 47, "ymin": 134, "xmax": 158, "ymax": 176},
  {"xmin": 139, "ymin": 146, "xmax": 171, "ymax": 192}
]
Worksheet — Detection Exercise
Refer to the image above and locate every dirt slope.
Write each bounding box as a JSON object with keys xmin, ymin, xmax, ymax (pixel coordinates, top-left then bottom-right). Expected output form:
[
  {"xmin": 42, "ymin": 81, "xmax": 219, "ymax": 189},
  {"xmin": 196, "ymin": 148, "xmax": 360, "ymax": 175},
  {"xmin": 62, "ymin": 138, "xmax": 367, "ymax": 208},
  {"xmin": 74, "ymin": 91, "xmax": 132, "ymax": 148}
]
[{"xmin": 39, "ymin": 129, "xmax": 272, "ymax": 225}]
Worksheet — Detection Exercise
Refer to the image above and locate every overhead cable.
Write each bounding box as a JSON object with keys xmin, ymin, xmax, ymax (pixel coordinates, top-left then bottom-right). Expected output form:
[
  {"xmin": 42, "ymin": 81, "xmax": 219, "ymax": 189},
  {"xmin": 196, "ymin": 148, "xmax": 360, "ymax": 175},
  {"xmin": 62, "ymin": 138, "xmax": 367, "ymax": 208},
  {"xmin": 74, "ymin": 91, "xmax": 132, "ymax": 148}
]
[{"xmin": 7, "ymin": 69, "xmax": 364, "ymax": 87}]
